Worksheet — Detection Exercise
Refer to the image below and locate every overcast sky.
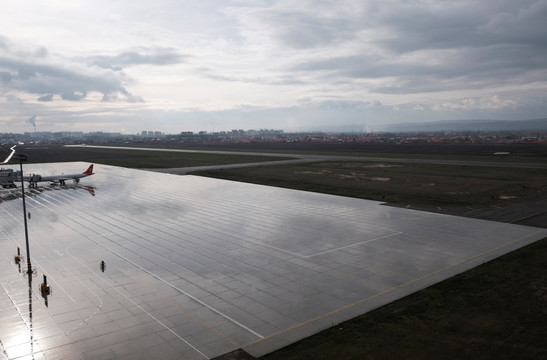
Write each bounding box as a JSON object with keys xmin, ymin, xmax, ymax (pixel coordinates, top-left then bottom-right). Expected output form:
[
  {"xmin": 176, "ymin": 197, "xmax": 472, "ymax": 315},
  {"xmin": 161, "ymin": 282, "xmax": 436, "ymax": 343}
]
[{"xmin": 1, "ymin": 0, "xmax": 546, "ymax": 134}]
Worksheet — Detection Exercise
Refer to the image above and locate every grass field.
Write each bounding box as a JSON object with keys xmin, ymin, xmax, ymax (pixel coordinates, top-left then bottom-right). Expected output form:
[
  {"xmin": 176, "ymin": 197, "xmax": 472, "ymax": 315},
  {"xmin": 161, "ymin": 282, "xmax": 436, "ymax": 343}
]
[
  {"xmin": 65, "ymin": 141, "xmax": 547, "ymax": 163},
  {"xmin": 18, "ymin": 145, "xmax": 291, "ymax": 168},
  {"xmin": 193, "ymin": 160, "xmax": 547, "ymax": 211}
]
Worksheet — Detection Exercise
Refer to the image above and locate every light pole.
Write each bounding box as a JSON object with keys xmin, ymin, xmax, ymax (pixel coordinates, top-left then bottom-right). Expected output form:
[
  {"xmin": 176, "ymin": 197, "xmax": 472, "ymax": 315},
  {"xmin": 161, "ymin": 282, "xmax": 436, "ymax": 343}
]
[{"xmin": 17, "ymin": 153, "xmax": 32, "ymax": 275}]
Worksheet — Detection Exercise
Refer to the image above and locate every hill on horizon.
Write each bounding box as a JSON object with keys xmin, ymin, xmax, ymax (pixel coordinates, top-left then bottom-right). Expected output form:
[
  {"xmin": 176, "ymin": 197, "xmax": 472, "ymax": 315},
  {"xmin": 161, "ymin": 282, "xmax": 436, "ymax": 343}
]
[
  {"xmin": 379, "ymin": 118, "xmax": 547, "ymax": 133},
  {"xmin": 293, "ymin": 118, "xmax": 547, "ymax": 134}
]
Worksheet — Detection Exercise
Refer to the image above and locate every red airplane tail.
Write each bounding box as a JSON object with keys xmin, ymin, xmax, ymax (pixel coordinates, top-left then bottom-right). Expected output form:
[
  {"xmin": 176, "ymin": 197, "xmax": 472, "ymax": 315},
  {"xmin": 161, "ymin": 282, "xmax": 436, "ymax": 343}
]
[{"xmin": 83, "ymin": 164, "xmax": 94, "ymax": 175}]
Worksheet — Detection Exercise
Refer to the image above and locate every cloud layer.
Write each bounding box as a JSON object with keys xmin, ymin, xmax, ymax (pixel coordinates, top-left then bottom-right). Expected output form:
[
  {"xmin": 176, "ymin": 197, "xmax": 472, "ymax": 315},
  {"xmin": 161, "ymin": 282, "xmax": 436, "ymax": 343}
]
[
  {"xmin": 1, "ymin": 0, "xmax": 546, "ymax": 133},
  {"xmin": 0, "ymin": 39, "xmax": 144, "ymax": 103}
]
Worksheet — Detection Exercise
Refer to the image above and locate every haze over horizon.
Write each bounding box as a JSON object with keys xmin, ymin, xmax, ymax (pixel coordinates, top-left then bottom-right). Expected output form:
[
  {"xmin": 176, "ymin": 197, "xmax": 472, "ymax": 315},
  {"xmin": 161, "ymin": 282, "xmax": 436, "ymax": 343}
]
[{"xmin": 1, "ymin": 1, "xmax": 546, "ymax": 134}]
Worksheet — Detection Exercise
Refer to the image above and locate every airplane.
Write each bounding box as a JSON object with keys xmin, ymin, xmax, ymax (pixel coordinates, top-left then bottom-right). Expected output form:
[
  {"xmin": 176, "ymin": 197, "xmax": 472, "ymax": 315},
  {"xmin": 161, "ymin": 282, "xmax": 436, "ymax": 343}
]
[{"xmin": 28, "ymin": 164, "xmax": 94, "ymax": 187}]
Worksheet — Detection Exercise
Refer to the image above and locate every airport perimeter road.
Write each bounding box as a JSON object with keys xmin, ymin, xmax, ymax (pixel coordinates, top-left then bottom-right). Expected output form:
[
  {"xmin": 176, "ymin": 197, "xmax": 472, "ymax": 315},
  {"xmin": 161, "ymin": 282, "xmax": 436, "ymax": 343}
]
[
  {"xmin": 150, "ymin": 158, "xmax": 327, "ymax": 174},
  {"xmin": 67, "ymin": 145, "xmax": 547, "ymax": 174},
  {"xmin": 159, "ymin": 154, "xmax": 547, "ymax": 174},
  {"xmin": 65, "ymin": 145, "xmax": 306, "ymax": 159}
]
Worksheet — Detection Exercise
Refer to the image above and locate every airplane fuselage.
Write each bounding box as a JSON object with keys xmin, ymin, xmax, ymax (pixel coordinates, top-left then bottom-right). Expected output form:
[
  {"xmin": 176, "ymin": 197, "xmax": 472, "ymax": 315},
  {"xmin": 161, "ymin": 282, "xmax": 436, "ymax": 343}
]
[
  {"xmin": 29, "ymin": 164, "xmax": 94, "ymax": 186},
  {"xmin": 1, "ymin": 164, "xmax": 94, "ymax": 187}
]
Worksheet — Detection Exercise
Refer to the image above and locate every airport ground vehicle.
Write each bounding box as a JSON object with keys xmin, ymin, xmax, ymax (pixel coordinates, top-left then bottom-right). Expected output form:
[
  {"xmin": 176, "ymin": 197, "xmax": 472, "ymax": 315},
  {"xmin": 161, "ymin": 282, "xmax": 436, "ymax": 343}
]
[{"xmin": 0, "ymin": 168, "xmax": 19, "ymax": 188}]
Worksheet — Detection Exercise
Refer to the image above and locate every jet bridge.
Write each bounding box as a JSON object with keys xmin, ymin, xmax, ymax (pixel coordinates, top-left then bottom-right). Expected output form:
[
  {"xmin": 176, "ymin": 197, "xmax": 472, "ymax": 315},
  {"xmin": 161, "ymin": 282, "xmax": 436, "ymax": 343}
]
[
  {"xmin": 0, "ymin": 168, "xmax": 20, "ymax": 188},
  {"xmin": 0, "ymin": 168, "xmax": 43, "ymax": 188}
]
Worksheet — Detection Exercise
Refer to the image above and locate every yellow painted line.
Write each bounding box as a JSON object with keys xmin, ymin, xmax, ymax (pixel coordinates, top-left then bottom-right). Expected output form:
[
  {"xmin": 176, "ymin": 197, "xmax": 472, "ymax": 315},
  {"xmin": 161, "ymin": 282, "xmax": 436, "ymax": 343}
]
[
  {"xmin": 509, "ymin": 210, "xmax": 547, "ymax": 224},
  {"xmin": 244, "ymin": 228, "xmax": 547, "ymax": 348}
]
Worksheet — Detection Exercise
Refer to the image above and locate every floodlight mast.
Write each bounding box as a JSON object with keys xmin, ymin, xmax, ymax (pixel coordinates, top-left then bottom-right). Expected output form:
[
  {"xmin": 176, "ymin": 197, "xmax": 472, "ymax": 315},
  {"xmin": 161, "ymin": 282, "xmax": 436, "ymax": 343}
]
[{"xmin": 18, "ymin": 153, "xmax": 32, "ymax": 275}]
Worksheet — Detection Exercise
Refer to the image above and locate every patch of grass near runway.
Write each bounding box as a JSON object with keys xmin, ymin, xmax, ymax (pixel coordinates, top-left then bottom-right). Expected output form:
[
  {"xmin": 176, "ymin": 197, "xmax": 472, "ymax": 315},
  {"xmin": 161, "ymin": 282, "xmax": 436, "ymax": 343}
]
[
  {"xmin": 89, "ymin": 151, "xmax": 289, "ymax": 169},
  {"xmin": 99, "ymin": 142, "xmax": 547, "ymax": 164},
  {"xmin": 19, "ymin": 145, "xmax": 290, "ymax": 168},
  {"xmin": 192, "ymin": 161, "xmax": 547, "ymax": 209},
  {"xmin": 254, "ymin": 236, "xmax": 547, "ymax": 360}
]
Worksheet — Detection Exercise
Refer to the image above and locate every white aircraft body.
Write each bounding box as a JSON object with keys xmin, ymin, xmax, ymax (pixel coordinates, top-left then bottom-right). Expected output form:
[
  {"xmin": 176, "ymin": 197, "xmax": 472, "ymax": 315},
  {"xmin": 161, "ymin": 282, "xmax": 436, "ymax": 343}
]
[{"xmin": 28, "ymin": 164, "xmax": 95, "ymax": 186}]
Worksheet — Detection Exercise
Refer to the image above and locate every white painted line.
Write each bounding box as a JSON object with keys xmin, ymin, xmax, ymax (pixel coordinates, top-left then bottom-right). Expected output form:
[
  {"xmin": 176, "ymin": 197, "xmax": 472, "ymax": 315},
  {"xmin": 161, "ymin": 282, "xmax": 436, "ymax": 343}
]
[
  {"xmin": 82, "ymin": 231, "xmax": 265, "ymax": 339},
  {"xmin": 1, "ymin": 145, "xmax": 16, "ymax": 164},
  {"xmin": 305, "ymin": 232, "xmax": 403, "ymax": 258},
  {"xmin": 25, "ymin": 192, "xmax": 264, "ymax": 340},
  {"xmin": 68, "ymin": 252, "xmax": 210, "ymax": 360},
  {"xmin": 239, "ymin": 231, "xmax": 402, "ymax": 259},
  {"xmin": 8, "ymin": 193, "xmax": 208, "ymax": 358}
]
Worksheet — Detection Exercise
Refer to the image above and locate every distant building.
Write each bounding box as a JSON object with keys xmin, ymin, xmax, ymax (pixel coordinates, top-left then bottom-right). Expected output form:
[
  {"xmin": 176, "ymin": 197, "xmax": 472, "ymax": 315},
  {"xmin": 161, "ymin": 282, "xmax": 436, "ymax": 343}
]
[{"xmin": 140, "ymin": 131, "xmax": 163, "ymax": 137}]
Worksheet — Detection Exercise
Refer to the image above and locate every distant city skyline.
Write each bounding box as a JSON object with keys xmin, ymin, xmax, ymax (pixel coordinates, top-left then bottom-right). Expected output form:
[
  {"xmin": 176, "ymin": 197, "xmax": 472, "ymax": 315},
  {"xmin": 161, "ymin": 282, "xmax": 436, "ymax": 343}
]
[
  {"xmin": 1, "ymin": 1, "xmax": 546, "ymax": 133},
  {"xmin": 2, "ymin": 118, "xmax": 546, "ymax": 140}
]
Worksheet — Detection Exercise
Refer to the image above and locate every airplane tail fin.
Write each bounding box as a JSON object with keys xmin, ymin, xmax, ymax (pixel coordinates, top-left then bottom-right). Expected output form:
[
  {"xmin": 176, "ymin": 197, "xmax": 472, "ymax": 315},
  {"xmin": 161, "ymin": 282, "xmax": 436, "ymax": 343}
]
[{"xmin": 83, "ymin": 164, "xmax": 94, "ymax": 175}]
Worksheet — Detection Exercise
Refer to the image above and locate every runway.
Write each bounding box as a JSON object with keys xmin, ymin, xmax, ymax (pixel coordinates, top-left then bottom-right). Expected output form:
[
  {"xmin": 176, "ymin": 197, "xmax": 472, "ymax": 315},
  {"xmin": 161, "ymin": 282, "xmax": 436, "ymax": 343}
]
[
  {"xmin": 66, "ymin": 145, "xmax": 547, "ymax": 173},
  {"xmin": 0, "ymin": 162, "xmax": 545, "ymax": 359}
]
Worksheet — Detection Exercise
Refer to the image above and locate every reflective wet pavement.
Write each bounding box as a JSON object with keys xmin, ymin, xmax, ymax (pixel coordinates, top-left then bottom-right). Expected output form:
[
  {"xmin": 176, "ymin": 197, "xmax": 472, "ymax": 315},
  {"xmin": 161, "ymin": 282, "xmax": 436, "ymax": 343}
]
[{"xmin": 1, "ymin": 162, "xmax": 545, "ymax": 359}]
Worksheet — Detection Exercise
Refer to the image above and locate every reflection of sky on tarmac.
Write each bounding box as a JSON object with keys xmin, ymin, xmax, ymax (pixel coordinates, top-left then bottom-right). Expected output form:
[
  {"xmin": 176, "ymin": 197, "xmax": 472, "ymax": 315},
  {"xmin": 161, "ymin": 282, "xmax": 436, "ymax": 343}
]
[
  {"xmin": 1, "ymin": 162, "xmax": 545, "ymax": 359},
  {"xmin": 0, "ymin": 162, "xmax": 397, "ymax": 358},
  {"xmin": 2, "ymin": 162, "xmax": 383, "ymax": 253}
]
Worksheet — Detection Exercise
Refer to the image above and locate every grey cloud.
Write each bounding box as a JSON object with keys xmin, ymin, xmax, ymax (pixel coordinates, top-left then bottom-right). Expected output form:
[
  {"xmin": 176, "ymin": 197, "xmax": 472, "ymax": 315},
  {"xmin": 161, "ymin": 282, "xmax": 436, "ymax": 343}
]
[
  {"xmin": 292, "ymin": 55, "xmax": 405, "ymax": 78},
  {"xmin": 296, "ymin": 41, "xmax": 547, "ymax": 83},
  {"xmin": 34, "ymin": 47, "xmax": 49, "ymax": 58},
  {"xmin": 0, "ymin": 35, "xmax": 8, "ymax": 49},
  {"xmin": 37, "ymin": 94, "xmax": 54, "ymax": 102},
  {"xmin": 0, "ymin": 71, "xmax": 13, "ymax": 82},
  {"xmin": 285, "ymin": 1, "xmax": 547, "ymax": 95},
  {"xmin": 5, "ymin": 94, "xmax": 22, "ymax": 103},
  {"xmin": 103, "ymin": 88, "xmax": 144, "ymax": 103},
  {"xmin": 272, "ymin": 13, "xmax": 358, "ymax": 48},
  {"xmin": 197, "ymin": 66, "xmax": 306, "ymax": 86},
  {"xmin": 246, "ymin": 5, "xmax": 362, "ymax": 49},
  {"xmin": 0, "ymin": 34, "xmax": 50, "ymax": 60},
  {"xmin": 242, "ymin": 1, "xmax": 547, "ymax": 54},
  {"xmin": 61, "ymin": 90, "xmax": 87, "ymax": 101},
  {"xmin": 88, "ymin": 47, "xmax": 187, "ymax": 70},
  {"xmin": 479, "ymin": 1, "xmax": 547, "ymax": 48},
  {"xmin": 0, "ymin": 56, "xmax": 142, "ymax": 102},
  {"xmin": 371, "ymin": 0, "xmax": 547, "ymax": 52},
  {"xmin": 371, "ymin": 2, "xmax": 482, "ymax": 52}
]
